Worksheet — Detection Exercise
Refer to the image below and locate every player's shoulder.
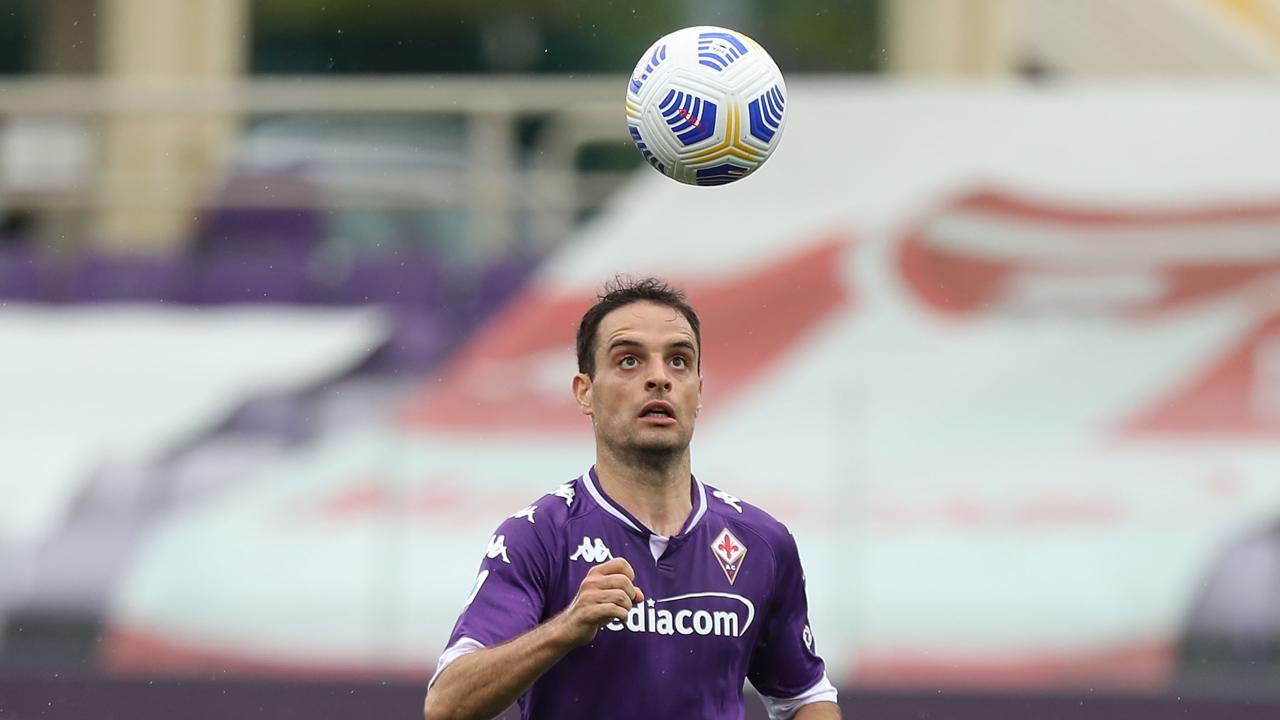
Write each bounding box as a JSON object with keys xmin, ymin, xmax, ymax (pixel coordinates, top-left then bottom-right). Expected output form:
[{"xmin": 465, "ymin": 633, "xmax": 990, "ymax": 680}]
[
  {"xmin": 492, "ymin": 476, "xmax": 584, "ymax": 538},
  {"xmin": 700, "ymin": 482, "xmax": 796, "ymax": 554}
]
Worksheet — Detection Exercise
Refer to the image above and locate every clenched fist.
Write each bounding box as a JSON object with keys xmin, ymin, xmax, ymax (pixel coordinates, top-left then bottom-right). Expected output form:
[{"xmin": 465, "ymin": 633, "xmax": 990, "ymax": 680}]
[{"xmin": 553, "ymin": 557, "xmax": 645, "ymax": 648}]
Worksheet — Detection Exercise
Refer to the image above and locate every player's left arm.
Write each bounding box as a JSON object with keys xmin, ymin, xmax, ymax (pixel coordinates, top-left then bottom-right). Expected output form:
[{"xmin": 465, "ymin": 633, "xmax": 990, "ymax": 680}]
[
  {"xmin": 747, "ymin": 524, "xmax": 840, "ymax": 720},
  {"xmin": 794, "ymin": 701, "xmax": 841, "ymax": 719}
]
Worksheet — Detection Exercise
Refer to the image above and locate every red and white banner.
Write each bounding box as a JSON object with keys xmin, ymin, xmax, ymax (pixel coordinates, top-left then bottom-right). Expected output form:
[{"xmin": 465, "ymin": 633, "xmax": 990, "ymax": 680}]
[{"xmin": 101, "ymin": 82, "xmax": 1280, "ymax": 691}]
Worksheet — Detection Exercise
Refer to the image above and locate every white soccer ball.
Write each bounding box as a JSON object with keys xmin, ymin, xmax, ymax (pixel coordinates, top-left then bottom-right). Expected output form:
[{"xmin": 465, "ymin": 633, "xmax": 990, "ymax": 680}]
[{"xmin": 625, "ymin": 26, "xmax": 787, "ymax": 187}]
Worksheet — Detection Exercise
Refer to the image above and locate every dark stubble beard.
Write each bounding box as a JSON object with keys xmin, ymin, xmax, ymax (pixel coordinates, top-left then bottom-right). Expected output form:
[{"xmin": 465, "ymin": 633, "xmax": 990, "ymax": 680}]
[{"xmin": 603, "ymin": 429, "xmax": 691, "ymax": 478}]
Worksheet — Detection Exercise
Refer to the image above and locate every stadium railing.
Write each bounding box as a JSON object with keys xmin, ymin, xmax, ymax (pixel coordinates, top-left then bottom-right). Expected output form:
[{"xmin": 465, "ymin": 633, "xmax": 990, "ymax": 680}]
[{"xmin": 0, "ymin": 75, "xmax": 630, "ymax": 257}]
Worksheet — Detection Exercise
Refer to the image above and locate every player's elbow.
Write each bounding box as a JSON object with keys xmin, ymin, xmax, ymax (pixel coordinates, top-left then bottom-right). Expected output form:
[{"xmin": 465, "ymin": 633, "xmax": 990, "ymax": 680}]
[
  {"xmin": 424, "ymin": 656, "xmax": 479, "ymax": 720},
  {"xmin": 422, "ymin": 688, "xmax": 459, "ymax": 720},
  {"xmin": 424, "ymin": 681, "xmax": 485, "ymax": 720}
]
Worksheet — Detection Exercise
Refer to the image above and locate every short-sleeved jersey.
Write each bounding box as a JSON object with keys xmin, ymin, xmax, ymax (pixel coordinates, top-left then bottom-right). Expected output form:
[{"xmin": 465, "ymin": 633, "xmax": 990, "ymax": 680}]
[{"xmin": 430, "ymin": 468, "xmax": 837, "ymax": 720}]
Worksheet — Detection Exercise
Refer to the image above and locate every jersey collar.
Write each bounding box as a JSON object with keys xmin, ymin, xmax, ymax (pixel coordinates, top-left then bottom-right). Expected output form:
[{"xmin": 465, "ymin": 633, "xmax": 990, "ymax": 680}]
[{"xmin": 582, "ymin": 466, "xmax": 708, "ymax": 538}]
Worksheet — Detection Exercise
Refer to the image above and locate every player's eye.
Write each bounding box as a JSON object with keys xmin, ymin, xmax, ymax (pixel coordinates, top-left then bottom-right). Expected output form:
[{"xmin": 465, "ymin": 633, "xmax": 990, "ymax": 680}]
[
  {"xmin": 619, "ymin": 355, "xmax": 638, "ymax": 369},
  {"xmin": 671, "ymin": 356, "xmax": 688, "ymax": 369}
]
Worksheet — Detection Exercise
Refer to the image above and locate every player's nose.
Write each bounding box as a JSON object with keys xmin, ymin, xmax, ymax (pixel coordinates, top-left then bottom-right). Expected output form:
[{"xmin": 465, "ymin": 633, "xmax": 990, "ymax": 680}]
[{"xmin": 645, "ymin": 365, "xmax": 672, "ymax": 392}]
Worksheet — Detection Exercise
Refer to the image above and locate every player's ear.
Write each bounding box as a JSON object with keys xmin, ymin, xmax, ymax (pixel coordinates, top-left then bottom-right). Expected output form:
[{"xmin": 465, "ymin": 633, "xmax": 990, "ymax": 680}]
[
  {"xmin": 696, "ymin": 375, "xmax": 703, "ymax": 415},
  {"xmin": 572, "ymin": 372, "xmax": 594, "ymax": 416}
]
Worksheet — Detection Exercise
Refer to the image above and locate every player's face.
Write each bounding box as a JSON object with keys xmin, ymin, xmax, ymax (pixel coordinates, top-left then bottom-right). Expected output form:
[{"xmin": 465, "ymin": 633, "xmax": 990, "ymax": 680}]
[{"xmin": 573, "ymin": 301, "xmax": 702, "ymax": 456}]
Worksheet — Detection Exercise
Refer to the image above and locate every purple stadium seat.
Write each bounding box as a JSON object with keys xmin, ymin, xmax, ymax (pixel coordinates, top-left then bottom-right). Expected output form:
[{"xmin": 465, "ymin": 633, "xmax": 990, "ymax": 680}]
[
  {"xmin": 476, "ymin": 253, "xmax": 539, "ymax": 311},
  {"xmin": 68, "ymin": 255, "xmax": 192, "ymax": 303},
  {"xmin": 447, "ymin": 252, "xmax": 542, "ymax": 330},
  {"xmin": 319, "ymin": 253, "xmax": 443, "ymax": 307},
  {"xmin": 194, "ymin": 171, "xmax": 324, "ymax": 257},
  {"xmin": 359, "ymin": 306, "xmax": 454, "ymax": 374},
  {"xmin": 0, "ymin": 248, "xmax": 44, "ymax": 301},
  {"xmin": 195, "ymin": 250, "xmax": 312, "ymax": 305}
]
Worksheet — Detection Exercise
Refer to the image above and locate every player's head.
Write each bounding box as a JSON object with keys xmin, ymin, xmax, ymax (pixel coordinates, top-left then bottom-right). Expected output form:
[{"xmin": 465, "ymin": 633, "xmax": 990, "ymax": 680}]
[
  {"xmin": 573, "ymin": 276, "xmax": 703, "ymax": 460},
  {"xmin": 576, "ymin": 277, "xmax": 701, "ymax": 377}
]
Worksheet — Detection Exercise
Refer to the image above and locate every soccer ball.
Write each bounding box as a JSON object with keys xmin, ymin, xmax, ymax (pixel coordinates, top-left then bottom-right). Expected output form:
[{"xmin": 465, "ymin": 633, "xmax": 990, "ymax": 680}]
[{"xmin": 625, "ymin": 26, "xmax": 787, "ymax": 187}]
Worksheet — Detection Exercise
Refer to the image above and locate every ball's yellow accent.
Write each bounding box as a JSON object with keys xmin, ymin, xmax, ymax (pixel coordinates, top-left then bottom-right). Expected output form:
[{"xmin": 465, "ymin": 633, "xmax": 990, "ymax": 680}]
[{"xmin": 686, "ymin": 105, "xmax": 768, "ymax": 164}]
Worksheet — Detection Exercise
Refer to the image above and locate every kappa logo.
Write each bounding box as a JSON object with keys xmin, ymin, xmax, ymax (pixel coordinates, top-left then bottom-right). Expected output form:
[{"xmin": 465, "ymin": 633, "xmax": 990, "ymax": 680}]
[
  {"xmin": 511, "ymin": 505, "xmax": 536, "ymax": 524},
  {"xmin": 486, "ymin": 534, "xmax": 511, "ymax": 564},
  {"xmin": 569, "ymin": 536, "xmax": 613, "ymax": 563},
  {"xmin": 552, "ymin": 482, "xmax": 576, "ymax": 507},
  {"xmin": 803, "ymin": 624, "xmax": 815, "ymax": 653},
  {"xmin": 712, "ymin": 528, "xmax": 747, "ymax": 584},
  {"xmin": 712, "ymin": 490, "xmax": 743, "ymax": 513}
]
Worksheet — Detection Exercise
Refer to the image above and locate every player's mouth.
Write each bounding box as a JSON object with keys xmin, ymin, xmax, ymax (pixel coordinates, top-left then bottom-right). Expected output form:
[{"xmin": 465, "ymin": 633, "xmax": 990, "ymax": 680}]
[{"xmin": 638, "ymin": 400, "xmax": 677, "ymax": 426}]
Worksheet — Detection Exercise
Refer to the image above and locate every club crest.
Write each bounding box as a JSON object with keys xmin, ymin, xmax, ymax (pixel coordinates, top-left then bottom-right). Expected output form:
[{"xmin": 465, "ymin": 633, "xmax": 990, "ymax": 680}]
[{"xmin": 711, "ymin": 528, "xmax": 747, "ymax": 584}]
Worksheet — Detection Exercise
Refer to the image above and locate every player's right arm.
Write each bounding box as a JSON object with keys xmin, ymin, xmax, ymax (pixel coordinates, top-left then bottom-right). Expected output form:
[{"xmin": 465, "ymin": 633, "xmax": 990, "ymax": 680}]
[{"xmin": 423, "ymin": 557, "xmax": 644, "ymax": 720}]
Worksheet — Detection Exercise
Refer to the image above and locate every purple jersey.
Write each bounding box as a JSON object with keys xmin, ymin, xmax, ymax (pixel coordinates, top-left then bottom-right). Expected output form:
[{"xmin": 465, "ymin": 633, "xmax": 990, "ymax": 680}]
[{"xmin": 430, "ymin": 468, "xmax": 836, "ymax": 719}]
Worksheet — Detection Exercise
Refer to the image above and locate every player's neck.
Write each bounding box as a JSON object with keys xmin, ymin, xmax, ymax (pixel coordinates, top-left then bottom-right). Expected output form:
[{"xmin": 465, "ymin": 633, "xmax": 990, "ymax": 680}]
[{"xmin": 594, "ymin": 450, "xmax": 693, "ymax": 538}]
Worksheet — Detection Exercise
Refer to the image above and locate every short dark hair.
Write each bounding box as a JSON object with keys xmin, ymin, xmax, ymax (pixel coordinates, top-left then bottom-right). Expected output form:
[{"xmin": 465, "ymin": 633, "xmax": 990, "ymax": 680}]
[{"xmin": 576, "ymin": 276, "xmax": 701, "ymax": 377}]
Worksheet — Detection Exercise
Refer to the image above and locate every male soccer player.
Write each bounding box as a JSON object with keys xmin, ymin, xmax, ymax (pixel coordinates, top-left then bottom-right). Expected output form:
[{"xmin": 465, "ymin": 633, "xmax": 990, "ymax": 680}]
[{"xmin": 424, "ymin": 278, "xmax": 840, "ymax": 720}]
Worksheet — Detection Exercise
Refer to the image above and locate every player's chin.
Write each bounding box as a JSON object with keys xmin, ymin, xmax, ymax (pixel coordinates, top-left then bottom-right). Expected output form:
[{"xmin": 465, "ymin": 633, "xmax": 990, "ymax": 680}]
[{"xmin": 630, "ymin": 431, "xmax": 691, "ymax": 452}]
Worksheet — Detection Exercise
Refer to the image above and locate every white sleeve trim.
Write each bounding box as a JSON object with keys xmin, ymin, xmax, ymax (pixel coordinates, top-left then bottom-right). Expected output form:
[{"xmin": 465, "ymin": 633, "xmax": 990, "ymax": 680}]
[
  {"xmin": 759, "ymin": 673, "xmax": 839, "ymax": 720},
  {"xmin": 427, "ymin": 636, "xmax": 486, "ymax": 689}
]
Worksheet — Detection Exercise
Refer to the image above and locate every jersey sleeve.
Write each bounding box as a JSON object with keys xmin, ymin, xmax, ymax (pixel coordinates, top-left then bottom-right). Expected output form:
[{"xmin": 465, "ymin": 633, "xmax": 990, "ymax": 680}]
[
  {"xmin": 430, "ymin": 505, "xmax": 555, "ymax": 686},
  {"xmin": 747, "ymin": 526, "xmax": 837, "ymax": 717}
]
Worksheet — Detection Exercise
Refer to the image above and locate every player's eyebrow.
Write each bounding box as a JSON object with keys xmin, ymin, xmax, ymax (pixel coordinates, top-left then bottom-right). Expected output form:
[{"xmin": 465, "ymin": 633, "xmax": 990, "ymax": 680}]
[
  {"xmin": 668, "ymin": 339, "xmax": 697, "ymax": 356},
  {"xmin": 606, "ymin": 338, "xmax": 645, "ymax": 354},
  {"xmin": 605, "ymin": 337, "xmax": 697, "ymax": 355}
]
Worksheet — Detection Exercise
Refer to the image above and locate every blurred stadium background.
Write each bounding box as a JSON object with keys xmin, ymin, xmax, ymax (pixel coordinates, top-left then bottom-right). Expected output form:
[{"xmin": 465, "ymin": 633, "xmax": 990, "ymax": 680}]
[{"xmin": 3, "ymin": 0, "xmax": 1280, "ymax": 717}]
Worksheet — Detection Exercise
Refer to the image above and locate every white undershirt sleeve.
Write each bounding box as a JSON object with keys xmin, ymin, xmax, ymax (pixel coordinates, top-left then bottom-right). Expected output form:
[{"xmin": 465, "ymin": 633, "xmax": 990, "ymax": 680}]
[
  {"xmin": 758, "ymin": 672, "xmax": 839, "ymax": 720},
  {"xmin": 427, "ymin": 636, "xmax": 486, "ymax": 689}
]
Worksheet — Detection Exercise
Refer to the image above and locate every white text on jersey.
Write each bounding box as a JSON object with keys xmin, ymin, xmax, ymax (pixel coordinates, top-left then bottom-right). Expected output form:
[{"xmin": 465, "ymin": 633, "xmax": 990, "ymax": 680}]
[{"xmin": 605, "ymin": 593, "xmax": 756, "ymax": 638}]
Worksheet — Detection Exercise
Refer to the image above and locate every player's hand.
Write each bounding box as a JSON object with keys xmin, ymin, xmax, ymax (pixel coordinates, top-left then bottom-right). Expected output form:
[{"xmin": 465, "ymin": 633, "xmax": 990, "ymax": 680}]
[{"xmin": 554, "ymin": 557, "xmax": 645, "ymax": 649}]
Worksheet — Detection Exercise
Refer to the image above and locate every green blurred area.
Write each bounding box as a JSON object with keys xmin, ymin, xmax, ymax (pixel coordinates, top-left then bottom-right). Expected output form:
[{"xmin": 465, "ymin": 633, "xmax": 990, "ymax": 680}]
[
  {"xmin": 0, "ymin": 1, "xmax": 33, "ymax": 74},
  {"xmin": 0, "ymin": 0, "xmax": 879, "ymax": 75},
  {"xmin": 251, "ymin": 0, "xmax": 881, "ymax": 74}
]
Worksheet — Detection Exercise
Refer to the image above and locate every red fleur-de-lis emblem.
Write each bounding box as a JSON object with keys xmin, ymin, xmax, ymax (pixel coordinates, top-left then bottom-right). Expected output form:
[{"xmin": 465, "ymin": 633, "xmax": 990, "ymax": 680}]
[
  {"xmin": 711, "ymin": 528, "xmax": 746, "ymax": 584},
  {"xmin": 718, "ymin": 533, "xmax": 739, "ymax": 560}
]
